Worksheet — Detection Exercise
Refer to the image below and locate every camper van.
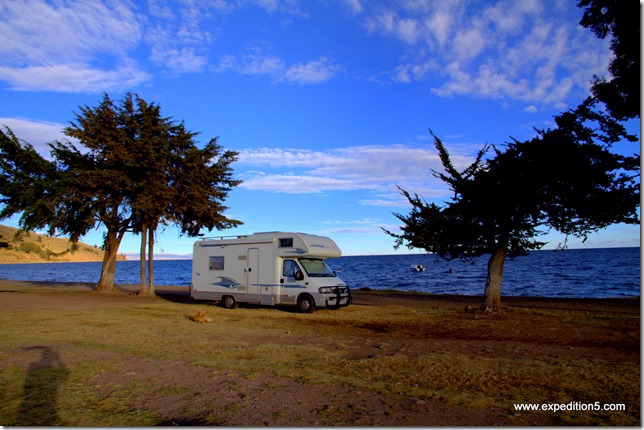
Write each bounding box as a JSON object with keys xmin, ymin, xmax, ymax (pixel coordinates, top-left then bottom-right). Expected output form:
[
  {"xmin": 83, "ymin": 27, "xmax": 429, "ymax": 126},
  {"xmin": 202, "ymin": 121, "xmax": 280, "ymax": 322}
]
[{"xmin": 190, "ymin": 232, "xmax": 351, "ymax": 313}]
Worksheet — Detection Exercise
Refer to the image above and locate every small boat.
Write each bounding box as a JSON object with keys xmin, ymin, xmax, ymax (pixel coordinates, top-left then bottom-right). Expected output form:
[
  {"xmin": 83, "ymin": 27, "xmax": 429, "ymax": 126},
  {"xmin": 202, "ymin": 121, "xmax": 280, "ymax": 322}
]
[{"xmin": 411, "ymin": 264, "xmax": 425, "ymax": 272}]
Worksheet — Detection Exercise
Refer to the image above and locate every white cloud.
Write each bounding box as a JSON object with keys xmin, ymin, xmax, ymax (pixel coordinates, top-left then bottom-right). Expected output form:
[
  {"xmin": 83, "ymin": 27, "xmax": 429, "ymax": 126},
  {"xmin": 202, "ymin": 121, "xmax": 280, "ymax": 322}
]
[
  {"xmin": 217, "ymin": 52, "xmax": 285, "ymax": 78},
  {"xmin": 145, "ymin": 1, "xmax": 218, "ymax": 74},
  {"xmin": 159, "ymin": 48, "xmax": 209, "ymax": 74},
  {"xmin": 323, "ymin": 218, "xmax": 383, "ymax": 226},
  {"xmin": 363, "ymin": 0, "xmax": 611, "ymax": 108},
  {"xmin": 1, "ymin": 0, "xmax": 323, "ymax": 91},
  {"xmin": 0, "ymin": 0, "xmax": 141, "ymax": 65},
  {"xmin": 285, "ymin": 57, "xmax": 341, "ymax": 84},
  {"xmin": 343, "ymin": 0, "xmax": 363, "ymax": 14},
  {"xmin": 240, "ymin": 173, "xmax": 357, "ymax": 194},
  {"xmin": 397, "ymin": 18, "xmax": 421, "ymax": 44},
  {"xmin": 0, "ymin": 63, "xmax": 150, "ymax": 93},
  {"xmin": 0, "ymin": 117, "xmax": 77, "ymax": 157},
  {"xmin": 315, "ymin": 217, "xmax": 389, "ymax": 237},
  {"xmin": 425, "ymin": 10, "xmax": 452, "ymax": 48},
  {"xmin": 319, "ymin": 226, "xmax": 381, "ymax": 235},
  {"xmin": 216, "ymin": 51, "xmax": 339, "ymax": 84},
  {"xmin": 236, "ymin": 144, "xmax": 475, "ymax": 200},
  {"xmin": 0, "ymin": 0, "xmax": 149, "ymax": 92},
  {"xmin": 453, "ymin": 27, "xmax": 486, "ymax": 60}
]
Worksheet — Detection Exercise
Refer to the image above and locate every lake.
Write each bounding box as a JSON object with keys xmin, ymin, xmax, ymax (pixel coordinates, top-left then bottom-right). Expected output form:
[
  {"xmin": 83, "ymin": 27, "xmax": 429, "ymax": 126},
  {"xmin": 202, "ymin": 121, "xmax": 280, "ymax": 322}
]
[{"xmin": 0, "ymin": 247, "xmax": 639, "ymax": 299}]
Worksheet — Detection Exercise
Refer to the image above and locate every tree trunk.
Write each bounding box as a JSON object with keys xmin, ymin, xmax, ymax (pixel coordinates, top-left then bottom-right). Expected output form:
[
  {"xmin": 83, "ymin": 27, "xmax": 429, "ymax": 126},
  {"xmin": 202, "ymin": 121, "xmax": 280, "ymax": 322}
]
[
  {"xmin": 139, "ymin": 222, "xmax": 148, "ymax": 291},
  {"xmin": 138, "ymin": 223, "xmax": 156, "ymax": 297},
  {"xmin": 481, "ymin": 247, "xmax": 506, "ymax": 312},
  {"xmin": 96, "ymin": 230, "xmax": 123, "ymax": 293},
  {"xmin": 148, "ymin": 227, "xmax": 155, "ymax": 292}
]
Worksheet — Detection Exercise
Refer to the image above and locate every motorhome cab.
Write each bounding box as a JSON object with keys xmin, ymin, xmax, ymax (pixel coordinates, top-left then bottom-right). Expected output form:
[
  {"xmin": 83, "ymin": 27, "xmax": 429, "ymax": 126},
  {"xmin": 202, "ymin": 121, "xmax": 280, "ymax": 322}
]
[{"xmin": 190, "ymin": 232, "xmax": 351, "ymax": 313}]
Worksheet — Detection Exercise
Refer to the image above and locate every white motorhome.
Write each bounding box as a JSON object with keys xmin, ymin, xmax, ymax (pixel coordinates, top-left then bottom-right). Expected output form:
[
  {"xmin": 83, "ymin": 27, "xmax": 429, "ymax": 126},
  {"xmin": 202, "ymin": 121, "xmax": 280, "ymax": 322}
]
[{"xmin": 190, "ymin": 232, "xmax": 351, "ymax": 313}]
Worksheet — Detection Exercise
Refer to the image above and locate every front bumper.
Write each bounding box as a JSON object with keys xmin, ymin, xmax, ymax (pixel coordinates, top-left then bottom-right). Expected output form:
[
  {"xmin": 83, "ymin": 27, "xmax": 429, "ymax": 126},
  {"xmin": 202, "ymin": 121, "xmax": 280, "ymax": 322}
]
[{"xmin": 320, "ymin": 286, "xmax": 351, "ymax": 307}]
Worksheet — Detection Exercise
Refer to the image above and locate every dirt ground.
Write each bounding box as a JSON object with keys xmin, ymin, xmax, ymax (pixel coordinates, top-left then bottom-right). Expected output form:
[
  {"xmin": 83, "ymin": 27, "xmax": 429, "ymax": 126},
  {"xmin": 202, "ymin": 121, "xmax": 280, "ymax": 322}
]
[{"xmin": 0, "ymin": 280, "xmax": 640, "ymax": 426}]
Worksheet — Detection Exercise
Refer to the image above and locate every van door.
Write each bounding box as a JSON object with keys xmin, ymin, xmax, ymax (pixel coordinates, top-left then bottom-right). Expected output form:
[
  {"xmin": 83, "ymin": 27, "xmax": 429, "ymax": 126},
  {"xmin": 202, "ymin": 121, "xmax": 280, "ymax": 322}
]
[
  {"xmin": 247, "ymin": 248, "xmax": 260, "ymax": 303},
  {"xmin": 280, "ymin": 259, "xmax": 306, "ymax": 305}
]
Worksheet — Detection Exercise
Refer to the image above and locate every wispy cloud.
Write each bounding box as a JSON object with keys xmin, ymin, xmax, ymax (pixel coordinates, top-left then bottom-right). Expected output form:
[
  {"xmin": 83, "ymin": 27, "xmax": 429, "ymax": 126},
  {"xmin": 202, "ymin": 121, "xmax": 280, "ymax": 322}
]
[
  {"xmin": 0, "ymin": 63, "xmax": 150, "ymax": 93},
  {"xmin": 285, "ymin": 57, "xmax": 341, "ymax": 84},
  {"xmin": 239, "ymin": 172, "xmax": 358, "ymax": 194},
  {"xmin": 216, "ymin": 51, "xmax": 340, "ymax": 84},
  {"xmin": 0, "ymin": 0, "xmax": 606, "ymax": 102},
  {"xmin": 216, "ymin": 52, "xmax": 286, "ymax": 78},
  {"xmin": 236, "ymin": 144, "xmax": 476, "ymax": 203},
  {"xmin": 0, "ymin": 117, "xmax": 77, "ymax": 156},
  {"xmin": 316, "ymin": 218, "xmax": 387, "ymax": 237},
  {"xmin": 363, "ymin": 0, "xmax": 610, "ymax": 108},
  {"xmin": 342, "ymin": 0, "xmax": 363, "ymax": 14},
  {"xmin": 0, "ymin": 0, "xmax": 335, "ymax": 92},
  {"xmin": 0, "ymin": 0, "xmax": 148, "ymax": 92},
  {"xmin": 145, "ymin": 0, "xmax": 221, "ymax": 75}
]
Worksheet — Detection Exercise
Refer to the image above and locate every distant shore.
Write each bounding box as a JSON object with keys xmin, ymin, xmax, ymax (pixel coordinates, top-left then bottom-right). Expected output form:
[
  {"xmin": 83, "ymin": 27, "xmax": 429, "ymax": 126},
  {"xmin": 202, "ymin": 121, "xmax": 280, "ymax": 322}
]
[{"xmin": 0, "ymin": 224, "xmax": 126, "ymax": 264}]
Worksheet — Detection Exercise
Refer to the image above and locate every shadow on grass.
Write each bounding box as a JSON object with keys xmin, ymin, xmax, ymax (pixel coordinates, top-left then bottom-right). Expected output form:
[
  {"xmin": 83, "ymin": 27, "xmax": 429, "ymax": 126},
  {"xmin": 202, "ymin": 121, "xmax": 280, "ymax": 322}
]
[{"xmin": 17, "ymin": 346, "xmax": 69, "ymax": 426}]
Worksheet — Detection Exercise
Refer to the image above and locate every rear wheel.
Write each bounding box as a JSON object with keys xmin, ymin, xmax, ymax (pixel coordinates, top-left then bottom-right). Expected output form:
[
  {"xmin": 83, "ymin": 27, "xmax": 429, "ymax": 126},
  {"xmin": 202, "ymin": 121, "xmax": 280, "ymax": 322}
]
[
  {"xmin": 297, "ymin": 294, "xmax": 316, "ymax": 313},
  {"xmin": 222, "ymin": 295, "xmax": 237, "ymax": 309}
]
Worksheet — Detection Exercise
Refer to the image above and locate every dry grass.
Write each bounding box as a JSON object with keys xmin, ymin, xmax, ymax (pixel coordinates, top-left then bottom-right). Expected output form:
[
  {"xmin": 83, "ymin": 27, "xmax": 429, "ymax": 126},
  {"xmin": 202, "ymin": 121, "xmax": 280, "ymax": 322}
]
[
  {"xmin": 0, "ymin": 224, "xmax": 125, "ymax": 263},
  {"xmin": 0, "ymin": 287, "xmax": 639, "ymax": 426}
]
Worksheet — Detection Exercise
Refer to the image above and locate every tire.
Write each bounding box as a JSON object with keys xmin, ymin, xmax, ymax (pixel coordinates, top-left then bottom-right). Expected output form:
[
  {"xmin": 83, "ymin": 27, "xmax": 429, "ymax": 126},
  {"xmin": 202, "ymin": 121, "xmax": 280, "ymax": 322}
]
[
  {"xmin": 222, "ymin": 295, "xmax": 237, "ymax": 309},
  {"xmin": 297, "ymin": 294, "xmax": 316, "ymax": 314}
]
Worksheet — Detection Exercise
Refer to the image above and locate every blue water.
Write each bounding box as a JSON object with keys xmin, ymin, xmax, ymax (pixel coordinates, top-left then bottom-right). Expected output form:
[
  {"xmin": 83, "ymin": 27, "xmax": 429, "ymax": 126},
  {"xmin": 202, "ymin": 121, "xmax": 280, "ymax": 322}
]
[{"xmin": 0, "ymin": 247, "xmax": 639, "ymax": 299}]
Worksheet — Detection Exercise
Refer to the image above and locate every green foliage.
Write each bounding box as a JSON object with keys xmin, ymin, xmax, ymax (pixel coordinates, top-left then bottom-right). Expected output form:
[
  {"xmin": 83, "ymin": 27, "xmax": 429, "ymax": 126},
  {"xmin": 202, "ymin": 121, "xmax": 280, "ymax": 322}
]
[
  {"xmin": 0, "ymin": 93, "xmax": 242, "ymax": 289},
  {"xmin": 578, "ymin": 0, "xmax": 640, "ymax": 121},
  {"xmin": 384, "ymin": 1, "xmax": 639, "ymax": 307},
  {"xmin": 387, "ymin": 100, "xmax": 639, "ymax": 260},
  {"xmin": 0, "ymin": 128, "xmax": 61, "ymax": 234},
  {"xmin": 384, "ymin": 131, "xmax": 549, "ymax": 260}
]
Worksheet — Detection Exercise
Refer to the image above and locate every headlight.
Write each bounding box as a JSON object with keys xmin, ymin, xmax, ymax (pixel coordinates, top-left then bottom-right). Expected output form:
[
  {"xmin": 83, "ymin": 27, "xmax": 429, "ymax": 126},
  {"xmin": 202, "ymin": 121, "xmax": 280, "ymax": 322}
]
[{"xmin": 319, "ymin": 287, "xmax": 335, "ymax": 294}]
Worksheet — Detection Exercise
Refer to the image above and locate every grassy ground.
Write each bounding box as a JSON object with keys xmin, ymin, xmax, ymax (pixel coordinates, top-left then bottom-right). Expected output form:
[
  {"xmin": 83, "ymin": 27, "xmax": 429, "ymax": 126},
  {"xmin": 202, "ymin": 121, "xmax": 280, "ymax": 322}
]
[{"xmin": 0, "ymin": 283, "xmax": 639, "ymax": 426}]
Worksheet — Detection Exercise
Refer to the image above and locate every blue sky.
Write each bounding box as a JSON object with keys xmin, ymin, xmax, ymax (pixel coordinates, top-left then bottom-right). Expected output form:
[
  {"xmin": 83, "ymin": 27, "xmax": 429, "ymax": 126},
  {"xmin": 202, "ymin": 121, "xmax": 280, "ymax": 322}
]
[{"xmin": 0, "ymin": 0, "xmax": 640, "ymax": 257}]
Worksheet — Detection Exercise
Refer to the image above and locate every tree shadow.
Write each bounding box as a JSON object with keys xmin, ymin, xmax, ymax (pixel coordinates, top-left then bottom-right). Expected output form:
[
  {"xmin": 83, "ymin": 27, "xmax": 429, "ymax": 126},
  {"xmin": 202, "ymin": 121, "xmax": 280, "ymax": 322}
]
[{"xmin": 16, "ymin": 346, "xmax": 69, "ymax": 426}]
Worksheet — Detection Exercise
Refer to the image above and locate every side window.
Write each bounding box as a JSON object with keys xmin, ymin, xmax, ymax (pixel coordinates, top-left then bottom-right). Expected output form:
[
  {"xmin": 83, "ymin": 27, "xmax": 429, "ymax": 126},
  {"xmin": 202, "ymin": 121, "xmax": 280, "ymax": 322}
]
[
  {"xmin": 283, "ymin": 259, "xmax": 298, "ymax": 278},
  {"xmin": 209, "ymin": 256, "xmax": 224, "ymax": 270}
]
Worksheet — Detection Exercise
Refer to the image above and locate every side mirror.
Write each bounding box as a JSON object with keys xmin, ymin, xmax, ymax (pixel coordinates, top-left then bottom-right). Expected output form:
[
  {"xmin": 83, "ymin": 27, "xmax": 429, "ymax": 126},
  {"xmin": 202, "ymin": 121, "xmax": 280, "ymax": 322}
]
[{"xmin": 295, "ymin": 271, "xmax": 304, "ymax": 281}]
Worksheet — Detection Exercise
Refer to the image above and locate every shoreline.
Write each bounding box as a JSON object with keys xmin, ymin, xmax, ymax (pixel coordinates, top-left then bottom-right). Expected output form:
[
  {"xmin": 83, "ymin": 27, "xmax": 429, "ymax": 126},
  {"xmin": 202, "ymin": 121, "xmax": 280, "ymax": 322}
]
[
  {"xmin": 0, "ymin": 257, "xmax": 126, "ymax": 265},
  {"xmin": 0, "ymin": 279, "xmax": 639, "ymax": 314}
]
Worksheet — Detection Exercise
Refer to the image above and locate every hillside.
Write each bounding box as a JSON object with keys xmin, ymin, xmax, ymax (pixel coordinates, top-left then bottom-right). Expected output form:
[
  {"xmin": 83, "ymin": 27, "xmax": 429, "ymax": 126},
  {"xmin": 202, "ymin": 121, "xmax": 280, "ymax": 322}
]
[{"xmin": 0, "ymin": 225, "xmax": 126, "ymax": 263}]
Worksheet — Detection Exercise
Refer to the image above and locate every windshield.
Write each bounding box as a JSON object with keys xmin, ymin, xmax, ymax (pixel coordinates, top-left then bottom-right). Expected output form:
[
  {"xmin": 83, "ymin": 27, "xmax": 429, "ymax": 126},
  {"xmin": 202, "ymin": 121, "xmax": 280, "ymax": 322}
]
[{"xmin": 299, "ymin": 258, "xmax": 335, "ymax": 277}]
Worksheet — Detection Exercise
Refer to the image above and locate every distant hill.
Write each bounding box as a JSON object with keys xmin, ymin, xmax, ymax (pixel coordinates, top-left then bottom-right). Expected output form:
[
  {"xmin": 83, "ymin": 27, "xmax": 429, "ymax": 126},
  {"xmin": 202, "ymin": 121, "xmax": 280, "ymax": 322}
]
[{"xmin": 0, "ymin": 224, "xmax": 126, "ymax": 263}]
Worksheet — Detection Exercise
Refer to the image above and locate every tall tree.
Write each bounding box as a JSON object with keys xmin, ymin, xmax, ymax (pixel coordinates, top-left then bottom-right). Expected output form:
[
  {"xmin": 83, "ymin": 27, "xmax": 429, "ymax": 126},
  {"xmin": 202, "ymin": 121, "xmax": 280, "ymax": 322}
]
[
  {"xmin": 385, "ymin": 0, "xmax": 640, "ymax": 310},
  {"xmin": 51, "ymin": 94, "xmax": 141, "ymax": 292},
  {"xmin": 0, "ymin": 93, "xmax": 242, "ymax": 294},
  {"xmin": 1, "ymin": 97, "xmax": 135, "ymax": 293},
  {"xmin": 125, "ymin": 96, "xmax": 175, "ymax": 296},
  {"xmin": 386, "ymin": 110, "xmax": 639, "ymax": 311},
  {"xmin": 128, "ymin": 101, "xmax": 243, "ymax": 295}
]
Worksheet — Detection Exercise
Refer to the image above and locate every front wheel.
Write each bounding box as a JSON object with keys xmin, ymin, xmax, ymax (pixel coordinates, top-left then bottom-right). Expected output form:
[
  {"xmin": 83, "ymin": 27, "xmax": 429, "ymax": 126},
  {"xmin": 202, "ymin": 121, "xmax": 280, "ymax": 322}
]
[
  {"xmin": 222, "ymin": 295, "xmax": 237, "ymax": 309},
  {"xmin": 297, "ymin": 294, "xmax": 316, "ymax": 314}
]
